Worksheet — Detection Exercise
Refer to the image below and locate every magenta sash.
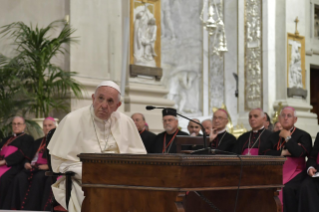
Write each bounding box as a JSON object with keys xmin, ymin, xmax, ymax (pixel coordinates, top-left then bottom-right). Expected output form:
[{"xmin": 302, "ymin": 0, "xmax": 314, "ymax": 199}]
[
  {"xmin": 0, "ymin": 146, "xmax": 18, "ymax": 177},
  {"xmin": 241, "ymin": 148, "xmax": 259, "ymax": 155},
  {"xmin": 36, "ymin": 152, "xmax": 47, "ymax": 165},
  {"xmin": 278, "ymin": 156, "xmax": 306, "ymax": 210}
]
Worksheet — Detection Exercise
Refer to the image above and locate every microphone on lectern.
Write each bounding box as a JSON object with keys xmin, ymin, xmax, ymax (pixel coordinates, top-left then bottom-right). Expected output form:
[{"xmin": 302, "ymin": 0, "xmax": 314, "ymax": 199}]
[{"xmin": 145, "ymin": 105, "xmax": 210, "ymax": 154}]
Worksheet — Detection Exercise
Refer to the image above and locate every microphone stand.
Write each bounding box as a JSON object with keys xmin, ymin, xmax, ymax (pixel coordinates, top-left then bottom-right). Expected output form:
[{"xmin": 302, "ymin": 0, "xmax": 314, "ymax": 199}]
[
  {"xmin": 146, "ymin": 106, "xmax": 212, "ymax": 155},
  {"xmin": 175, "ymin": 112, "xmax": 211, "ymax": 155}
]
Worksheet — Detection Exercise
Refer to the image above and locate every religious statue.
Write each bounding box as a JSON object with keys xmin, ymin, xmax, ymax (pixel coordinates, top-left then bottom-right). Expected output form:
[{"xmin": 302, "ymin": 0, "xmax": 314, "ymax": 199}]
[
  {"xmin": 288, "ymin": 40, "xmax": 302, "ymax": 88},
  {"xmin": 134, "ymin": 4, "xmax": 157, "ymax": 67}
]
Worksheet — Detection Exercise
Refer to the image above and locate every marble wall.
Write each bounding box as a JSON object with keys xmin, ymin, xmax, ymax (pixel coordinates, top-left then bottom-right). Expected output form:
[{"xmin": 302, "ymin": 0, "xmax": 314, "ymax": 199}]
[{"xmin": 161, "ymin": 0, "xmax": 203, "ymax": 116}]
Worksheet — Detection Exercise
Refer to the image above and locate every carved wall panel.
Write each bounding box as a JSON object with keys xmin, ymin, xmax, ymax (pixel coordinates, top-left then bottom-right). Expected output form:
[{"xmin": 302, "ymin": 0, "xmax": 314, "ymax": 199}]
[
  {"xmin": 244, "ymin": 0, "xmax": 263, "ymax": 110},
  {"xmin": 161, "ymin": 0, "xmax": 203, "ymax": 115}
]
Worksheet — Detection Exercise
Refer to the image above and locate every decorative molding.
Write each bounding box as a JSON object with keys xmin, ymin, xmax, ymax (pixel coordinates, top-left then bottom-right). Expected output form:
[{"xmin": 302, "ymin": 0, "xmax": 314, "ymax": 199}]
[
  {"xmin": 82, "ymin": 184, "xmax": 283, "ymax": 191},
  {"xmin": 78, "ymin": 153, "xmax": 286, "ymax": 166},
  {"xmin": 244, "ymin": 0, "xmax": 263, "ymax": 110}
]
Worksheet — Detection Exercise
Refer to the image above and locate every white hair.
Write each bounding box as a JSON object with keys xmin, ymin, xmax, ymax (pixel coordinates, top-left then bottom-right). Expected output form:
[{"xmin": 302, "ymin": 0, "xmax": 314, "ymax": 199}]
[{"xmin": 280, "ymin": 108, "xmax": 297, "ymax": 117}]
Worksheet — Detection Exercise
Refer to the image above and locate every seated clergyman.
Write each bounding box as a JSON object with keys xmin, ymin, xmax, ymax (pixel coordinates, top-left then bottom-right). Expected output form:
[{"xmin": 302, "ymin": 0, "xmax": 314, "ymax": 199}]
[
  {"xmin": 47, "ymin": 81, "xmax": 146, "ymax": 212},
  {"xmin": 0, "ymin": 116, "xmax": 34, "ymax": 209},
  {"xmin": 233, "ymin": 108, "xmax": 272, "ymax": 155},
  {"xmin": 201, "ymin": 119, "xmax": 212, "ymax": 136},
  {"xmin": 3, "ymin": 117, "xmax": 57, "ymax": 210},
  {"xmin": 131, "ymin": 113, "xmax": 156, "ymax": 153},
  {"xmin": 150, "ymin": 108, "xmax": 188, "ymax": 153},
  {"xmin": 209, "ymin": 109, "xmax": 236, "ymax": 152},
  {"xmin": 298, "ymin": 132, "xmax": 319, "ymax": 212},
  {"xmin": 261, "ymin": 106, "xmax": 312, "ymax": 212},
  {"xmin": 187, "ymin": 118, "xmax": 202, "ymax": 136}
]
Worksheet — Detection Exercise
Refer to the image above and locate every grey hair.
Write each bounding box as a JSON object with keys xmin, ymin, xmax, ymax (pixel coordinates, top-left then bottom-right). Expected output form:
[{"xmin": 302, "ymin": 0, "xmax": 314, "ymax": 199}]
[
  {"xmin": 250, "ymin": 108, "xmax": 265, "ymax": 117},
  {"xmin": 280, "ymin": 107, "xmax": 297, "ymax": 117},
  {"xmin": 131, "ymin": 113, "xmax": 146, "ymax": 121},
  {"xmin": 12, "ymin": 116, "xmax": 25, "ymax": 124}
]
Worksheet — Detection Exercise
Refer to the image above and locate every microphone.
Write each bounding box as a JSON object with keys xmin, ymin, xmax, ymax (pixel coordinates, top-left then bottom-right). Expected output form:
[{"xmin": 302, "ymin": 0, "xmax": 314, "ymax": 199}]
[
  {"xmin": 145, "ymin": 106, "xmax": 165, "ymax": 110},
  {"xmin": 146, "ymin": 105, "xmax": 210, "ymax": 154}
]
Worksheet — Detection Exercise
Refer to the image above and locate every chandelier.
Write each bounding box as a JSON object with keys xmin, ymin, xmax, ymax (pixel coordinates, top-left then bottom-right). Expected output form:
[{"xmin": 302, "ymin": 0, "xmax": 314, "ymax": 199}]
[{"xmin": 200, "ymin": 0, "xmax": 228, "ymax": 55}]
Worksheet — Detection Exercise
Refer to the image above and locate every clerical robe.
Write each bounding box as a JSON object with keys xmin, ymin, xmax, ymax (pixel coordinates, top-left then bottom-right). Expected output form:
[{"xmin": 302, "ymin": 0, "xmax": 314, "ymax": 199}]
[
  {"xmin": 0, "ymin": 133, "xmax": 33, "ymax": 209},
  {"xmin": 47, "ymin": 105, "xmax": 146, "ymax": 212},
  {"xmin": 150, "ymin": 130, "xmax": 189, "ymax": 153},
  {"xmin": 3, "ymin": 137, "xmax": 53, "ymax": 210},
  {"xmin": 139, "ymin": 129, "xmax": 156, "ymax": 153},
  {"xmin": 298, "ymin": 132, "xmax": 319, "ymax": 212},
  {"xmin": 262, "ymin": 127, "xmax": 312, "ymax": 212},
  {"xmin": 210, "ymin": 130, "xmax": 236, "ymax": 152},
  {"xmin": 233, "ymin": 128, "xmax": 272, "ymax": 155}
]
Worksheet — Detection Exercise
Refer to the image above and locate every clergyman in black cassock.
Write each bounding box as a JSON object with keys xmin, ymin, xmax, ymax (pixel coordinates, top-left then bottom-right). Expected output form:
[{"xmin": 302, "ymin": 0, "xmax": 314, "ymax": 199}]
[
  {"xmin": 233, "ymin": 127, "xmax": 272, "ymax": 155},
  {"xmin": 3, "ymin": 117, "xmax": 57, "ymax": 210},
  {"xmin": 131, "ymin": 113, "xmax": 156, "ymax": 153},
  {"xmin": 150, "ymin": 108, "xmax": 189, "ymax": 153},
  {"xmin": 140, "ymin": 129, "xmax": 156, "ymax": 153},
  {"xmin": 4, "ymin": 137, "xmax": 53, "ymax": 210},
  {"xmin": 232, "ymin": 108, "xmax": 272, "ymax": 155},
  {"xmin": 298, "ymin": 132, "xmax": 319, "ymax": 212},
  {"xmin": 261, "ymin": 107, "xmax": 312, "ymax": 212},
  {"xmin": 0, "ymin": 117, "xmax": 34, "ymax": 209},
  {"xmin": 209, "ymin": 109, "xmax": 236, "ymax": 152},
  {"xmin": 210, "ymin": 130, "xmax": 236, "ymax": 152},
  {"xmin": 151, "ymin": 130, "xmax": 189, "ymax": 153}
]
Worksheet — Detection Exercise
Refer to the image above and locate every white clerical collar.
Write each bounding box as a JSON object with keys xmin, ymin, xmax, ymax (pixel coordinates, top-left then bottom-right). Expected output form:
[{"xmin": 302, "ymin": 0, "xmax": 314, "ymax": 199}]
[
  {"xmin": 253, "ymin": 126, "xmax": 264, "ymax": 133},
  {"xmin": 217, "ymin": 129, "xmax": 226, "ymax": 134}
]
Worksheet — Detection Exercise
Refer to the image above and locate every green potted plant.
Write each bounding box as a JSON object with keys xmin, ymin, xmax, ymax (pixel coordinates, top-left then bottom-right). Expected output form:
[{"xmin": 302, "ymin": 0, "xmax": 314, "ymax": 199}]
[
  {"xmin": 0, "ymin": 20, "xmax": 82, "ymax": 139},
  {"xmin": 0, "ymin": 20, "xmax": 82, "ymax": 117}
]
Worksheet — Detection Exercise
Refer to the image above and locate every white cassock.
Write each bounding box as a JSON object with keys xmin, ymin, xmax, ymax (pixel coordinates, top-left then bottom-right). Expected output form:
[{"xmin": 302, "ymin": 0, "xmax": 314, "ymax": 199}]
[{"xmin": 47, "ymin": 105, "xmax": 146, "ymax": 212}]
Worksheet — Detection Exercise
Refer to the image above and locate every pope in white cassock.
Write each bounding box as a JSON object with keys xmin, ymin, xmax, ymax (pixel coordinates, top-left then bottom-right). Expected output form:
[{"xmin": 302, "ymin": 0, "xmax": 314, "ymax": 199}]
[{"xmin": 47, "ymin": 81, "xmax": 147, "ymax": 212}]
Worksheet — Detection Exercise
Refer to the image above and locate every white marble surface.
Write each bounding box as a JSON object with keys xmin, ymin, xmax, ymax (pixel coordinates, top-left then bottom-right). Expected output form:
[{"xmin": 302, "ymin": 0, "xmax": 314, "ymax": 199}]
[
  {"xmin": 161, "ymin": 0, "xmax": 203, "ymax": 115},
  {"xmin": 262, "ymin": 0, "xmax": 276, "ymax": 116},
  {"xmin": 70, "ymin": 0, "xmax": 123, "ymax": 83},
  {"xmin": 224, "ymin": 0, "xmax": 238, "ymax": 126}
]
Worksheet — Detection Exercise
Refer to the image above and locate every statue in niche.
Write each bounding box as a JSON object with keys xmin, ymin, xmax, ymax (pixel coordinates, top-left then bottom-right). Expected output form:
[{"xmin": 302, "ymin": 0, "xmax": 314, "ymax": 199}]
[
  {"xmin": 288, "ymin": 40, "xmax": 302, "ymax": 88},
  {"xmin": 134, "ymin": 4, "xmax": 157, "ymax": 67},
  {"xmin": 167, "ymin": 70, "xmax": 200, "ymax": 114}
]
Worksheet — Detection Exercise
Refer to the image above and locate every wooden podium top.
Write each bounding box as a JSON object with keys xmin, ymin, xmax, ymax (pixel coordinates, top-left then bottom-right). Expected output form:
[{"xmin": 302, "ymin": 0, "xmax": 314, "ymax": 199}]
[{"xmin": 78, "ymin": 153, "xmax": 285, "ymax": 191}]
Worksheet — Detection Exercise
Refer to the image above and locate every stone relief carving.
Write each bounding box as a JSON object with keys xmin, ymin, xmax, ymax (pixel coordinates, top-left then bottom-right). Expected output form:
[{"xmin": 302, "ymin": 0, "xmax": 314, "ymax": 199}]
[
  {"xmin": 288, "ymin": 40, "xmax": 302, "ymax": 88},
  {"xmin": 161, "ymin": 0, "xmax": 203, "ymax": 115},
  {"xmin": 245, "ymin": 0, "xmax": 262, "ymax": 110},
  {"xmin": 134, "ymin": 4, "xmax": 157, "ymax": 67},
  {"xmin": 209, "ymin": 1, "xmax": 225, "ymax": 110}
]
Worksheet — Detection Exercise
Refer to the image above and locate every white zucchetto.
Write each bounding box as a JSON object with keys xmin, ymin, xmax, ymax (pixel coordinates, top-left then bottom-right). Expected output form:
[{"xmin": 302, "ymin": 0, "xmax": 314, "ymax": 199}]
[{"xmin": 96, "ymin": 80, "xmax": 121, "ymax": 94}]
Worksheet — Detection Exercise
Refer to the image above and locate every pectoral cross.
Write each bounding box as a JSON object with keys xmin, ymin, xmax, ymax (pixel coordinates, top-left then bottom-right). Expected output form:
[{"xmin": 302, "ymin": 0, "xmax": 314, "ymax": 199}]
[{"xmin": 294, "ymin": 17, "xmax": 299, "ymax": 36}]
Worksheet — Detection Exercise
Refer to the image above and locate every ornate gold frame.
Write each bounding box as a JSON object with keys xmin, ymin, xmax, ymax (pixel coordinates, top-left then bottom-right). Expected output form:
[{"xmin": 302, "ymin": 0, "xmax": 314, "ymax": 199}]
[
  {"xmin": 130, "ymin": 0, "xmax": 161, "ymax": 67},
  {"xmin": 287, "ymin": 33, "xmax": 306, "ymax": 88}
]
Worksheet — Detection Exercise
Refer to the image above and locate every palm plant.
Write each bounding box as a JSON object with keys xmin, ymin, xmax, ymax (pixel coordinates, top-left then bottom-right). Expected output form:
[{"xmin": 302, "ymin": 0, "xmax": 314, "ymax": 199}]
[{"xmin": 0, "ymin": 20, "xmax": 82, "ymax": 118}]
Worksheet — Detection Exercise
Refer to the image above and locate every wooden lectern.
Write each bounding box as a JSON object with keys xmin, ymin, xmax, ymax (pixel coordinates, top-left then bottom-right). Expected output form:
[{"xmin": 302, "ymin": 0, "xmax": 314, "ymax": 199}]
[{"xmin": 79, "ymin": 153, "xmax": 285, "ymax": 212}]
